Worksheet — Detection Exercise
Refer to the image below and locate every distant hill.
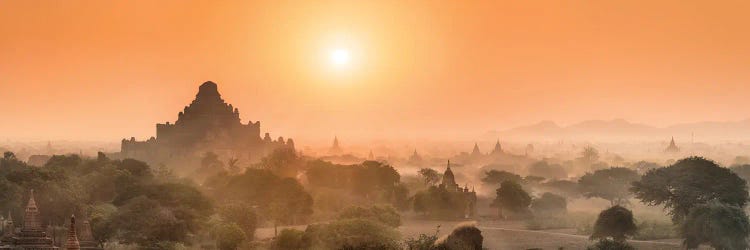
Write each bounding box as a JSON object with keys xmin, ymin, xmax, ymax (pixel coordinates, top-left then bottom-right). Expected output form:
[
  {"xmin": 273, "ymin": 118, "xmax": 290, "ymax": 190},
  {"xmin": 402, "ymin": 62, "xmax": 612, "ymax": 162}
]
[{"xmin": 486, "ymin": 119, "xmax": 750, "ymax": 141}]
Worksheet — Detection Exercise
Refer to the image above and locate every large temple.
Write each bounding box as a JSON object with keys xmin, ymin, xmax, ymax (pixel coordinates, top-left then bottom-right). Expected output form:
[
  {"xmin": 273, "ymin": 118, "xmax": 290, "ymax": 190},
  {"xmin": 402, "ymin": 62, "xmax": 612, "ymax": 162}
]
[{"xmin": 119, "ymin": 81, "xmax": 294, "ymax": 165}]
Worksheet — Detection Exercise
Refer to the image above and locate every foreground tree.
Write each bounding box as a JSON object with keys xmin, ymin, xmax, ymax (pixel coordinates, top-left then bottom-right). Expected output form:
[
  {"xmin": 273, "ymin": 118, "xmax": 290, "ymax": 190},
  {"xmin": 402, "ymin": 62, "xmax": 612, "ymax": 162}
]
[
  {"xmin": 591, "ymin": 205, "xmax": 637, "ymax": 242},
  {"xmin": 578, "ymin": 167, "xmax": 640, "ymax": 205},
  {"xmin": 433, "ymin": 223, "xmax": 484, "ymax": 250},
  {"xmin": 681, "ymin": 201, "xmax": 750, "ymax": 250},
  {"xmin": 491, "ymin": 181, "xmax": 531, "ymax": 219},
  {"xmin": 631, "ymin": 156, "xmax": 748, "ymax": 223}
]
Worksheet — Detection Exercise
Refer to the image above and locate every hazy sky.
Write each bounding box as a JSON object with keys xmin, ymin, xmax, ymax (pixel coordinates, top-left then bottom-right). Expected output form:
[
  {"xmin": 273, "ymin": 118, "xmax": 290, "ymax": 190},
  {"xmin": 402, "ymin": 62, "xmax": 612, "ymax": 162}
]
[{"xmin": 2, "ymin": 1, "xmax": 749, "ymax": 143}]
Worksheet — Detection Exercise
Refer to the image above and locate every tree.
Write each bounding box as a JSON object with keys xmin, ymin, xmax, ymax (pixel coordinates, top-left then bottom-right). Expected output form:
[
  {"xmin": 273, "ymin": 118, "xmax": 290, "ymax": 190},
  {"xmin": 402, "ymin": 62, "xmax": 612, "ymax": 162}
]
[
  {"xmin": 418, "ymin": 168, "xmax": 442, "ymax": 186},
  {"xmin": 681, "ymin": 201, "xmax": 750, "ymax": 250},
  {"xmin": 261, "ymin": 147, "xmax": 302, "ymax": 178},
  {"xmin": 528, "ymin": 161, "xmax": 567, "ymax": 180},
  {"xmin": 217, "ymin": 202, "xmax": 257, "ymax": 240},
  {"xmin": 530, "ymin": 192, "xmax": 567, "ymax": 216},
  {"xmin": 591, "ymin": 205, "xmax": 637, "ymax": 242},
  {"xmin": 578, "ymin": 167, "xmax": 640, "ymax": 205},
  {"xmin": 214, "ymin": 222, "xmax": 246, "ymax": 250},
  {"xmin": 481, "ymin": 170, "xmax": 522, "ymax": 185},
  {"xmin": 579, "ymin": 146, "xmax": 600, "ymax": 164},
  {"xmin": 631, "ymin": 156, "xmax": 748, "ymax": 223},
  {"xmin": 268, "ymin": 178, "xmax": 313, "ymax": 235},
  {"xmin": 491, "ymin": 181, "xmax": 531, "ymax": 219}
]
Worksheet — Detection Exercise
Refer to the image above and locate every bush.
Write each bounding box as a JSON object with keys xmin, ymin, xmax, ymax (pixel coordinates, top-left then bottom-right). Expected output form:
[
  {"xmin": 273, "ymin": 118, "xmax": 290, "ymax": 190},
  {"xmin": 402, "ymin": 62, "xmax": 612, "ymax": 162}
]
[
  {"xmin": 338, "ymin": 205, "xmax": 401, "ymax": 227},
  {"xmin": 433, "ymin": 223, "xmax": 483, "ymax": 250},
  {"xmin": 303, "ymin": 219, "xmax": 401, "ymax": 250},
  {"xmin": 586, "ymin": 239, "xmax": 635, "ymax": 250},
  {"xmin": 403, "ymin": 232, "xmax": 439, "ymax": 250},
  {"xmin": 591, "ymin": 206, "xmax": 637, "ymax": 242}
]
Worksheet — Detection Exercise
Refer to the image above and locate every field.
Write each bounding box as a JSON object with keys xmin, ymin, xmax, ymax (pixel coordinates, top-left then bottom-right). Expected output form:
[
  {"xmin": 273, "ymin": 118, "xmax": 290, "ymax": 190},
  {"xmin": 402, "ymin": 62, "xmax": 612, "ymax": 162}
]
[{"xmin": 256, "ymin": 219, "xmax": 695, "ymax": 250}]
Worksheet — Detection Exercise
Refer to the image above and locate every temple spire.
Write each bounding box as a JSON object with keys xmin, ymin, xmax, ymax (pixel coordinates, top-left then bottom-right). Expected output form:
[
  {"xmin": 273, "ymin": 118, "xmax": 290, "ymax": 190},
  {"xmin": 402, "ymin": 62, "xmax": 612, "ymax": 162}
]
[
  {"xmin": 23, "ymin": 189, "xmax": 42, "ymax": 231},
  {"xmin": 64, "ymin": 215, "xmax": 80, "ymax": 250},
  {"xmin": 492, "ymin": 139, "xmax": 503, "ymax": 154},
  {"xmin": 471, "ymin": 142, "xmax": 482, "ymax": 156}
]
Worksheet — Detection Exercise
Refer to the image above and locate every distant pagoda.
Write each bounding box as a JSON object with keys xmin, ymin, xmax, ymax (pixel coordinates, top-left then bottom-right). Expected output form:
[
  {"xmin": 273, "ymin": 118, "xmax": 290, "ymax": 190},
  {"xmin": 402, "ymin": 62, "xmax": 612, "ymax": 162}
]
[
  {"xmin": 471, "ymin": 143, "xmax": 482, "ymax": 157},
  {"xmin": 408, "ymin": 149, "xmax": 423, "ymax": 165},
  {"xmin": 664, "ymin": 137, "xmax": 680, "ymax": 153},
  {"xmin": 0, "ymin": 190, "xmax": 58, "ymax": 249},
  {"xmin": 328, "ymin": 136, "xmax": 343, "ymax": 155},
  {"xmin": 491, "ymin": 139, "xmax": 503, "ymax": 155}
]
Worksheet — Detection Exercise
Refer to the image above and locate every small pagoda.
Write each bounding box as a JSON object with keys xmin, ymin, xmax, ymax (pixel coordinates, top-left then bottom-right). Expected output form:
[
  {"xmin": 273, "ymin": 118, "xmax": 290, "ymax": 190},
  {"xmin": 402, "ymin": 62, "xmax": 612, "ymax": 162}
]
[
  {"xmin": 664, "ymin": 137, "xmax": 680, "ymax": 153},
  {"xmin": 77, "ymin": 220, "xmax": 100, "ymax": 250},
  {"xmin": 63, "ymin": 216, "xmax": 79, "ymax": 250},
  {"xmin": 0, "ymin": 190, "xmax": 58, "ymax": 249}
]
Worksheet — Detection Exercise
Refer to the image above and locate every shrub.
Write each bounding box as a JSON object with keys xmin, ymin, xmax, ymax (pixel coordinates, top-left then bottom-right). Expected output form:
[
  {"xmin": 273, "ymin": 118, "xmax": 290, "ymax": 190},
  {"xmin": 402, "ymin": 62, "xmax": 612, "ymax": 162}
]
[
  {"xmin": 338, "ymin": 205, "xmax": 401, "ymax": 227},
  {"xmin": 586, "ymin": 239, "xmax": 635, "ymax": 250},
  {"xmin": 433, "ymin": 223, "xmax": 483, "ymax": 250}
]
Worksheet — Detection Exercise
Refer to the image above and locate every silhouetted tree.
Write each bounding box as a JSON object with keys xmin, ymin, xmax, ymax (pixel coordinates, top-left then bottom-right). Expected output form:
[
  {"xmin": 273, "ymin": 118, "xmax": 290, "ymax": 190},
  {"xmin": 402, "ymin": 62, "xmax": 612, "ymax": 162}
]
[
  {"xmin": 530, "ymin": 192, "xmax": 567, "ymax": 216},
  {"xmin": 491, "ymin": 181, "xmax": 531, "ymax": 219},
  {"xmin": 579, "ymin": 167, "xmax": 639, "ymax": 205},
  {"xmin": 631, "ymin": 156, "xmax": 748, "ymax": 223},
  {"xmin": 591, "ymin": 205, "xmax": 637, "ymax": 242},
  {"xmin": 681, "ymin": 201, "xmax": 750, "ymax": 250}
]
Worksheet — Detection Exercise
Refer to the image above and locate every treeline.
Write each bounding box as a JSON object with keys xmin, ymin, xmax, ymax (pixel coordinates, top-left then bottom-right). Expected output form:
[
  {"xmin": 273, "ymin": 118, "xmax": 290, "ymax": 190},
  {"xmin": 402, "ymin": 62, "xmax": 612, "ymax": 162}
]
[{"xmin": 0, "ymin": 152, "xmax": 212, "ymax": 249}]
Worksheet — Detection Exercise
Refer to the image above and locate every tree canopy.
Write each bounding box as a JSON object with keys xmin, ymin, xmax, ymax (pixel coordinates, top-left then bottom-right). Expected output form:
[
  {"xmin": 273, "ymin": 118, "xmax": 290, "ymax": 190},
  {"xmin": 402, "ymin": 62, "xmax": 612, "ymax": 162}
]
[
  {"xmin": 631, "ymin": 156, "xmax": 748, "ymax": 223},
  {"xmin": 591, "ymin": 205, "xmax": 637, "ymax": 242},
  {"xmin": 578, "ymin": 167, "xmax": 640, "ymax": 205},
  {"xmin": 681, "ymin": 201, "xmax": 750, "ymax": 250}
]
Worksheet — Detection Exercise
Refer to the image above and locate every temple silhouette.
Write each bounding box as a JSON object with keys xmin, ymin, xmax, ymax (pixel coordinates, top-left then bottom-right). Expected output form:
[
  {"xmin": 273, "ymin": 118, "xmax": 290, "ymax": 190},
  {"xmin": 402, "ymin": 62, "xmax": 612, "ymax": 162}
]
[
  {"xmin": 119, "ymin": 81, "xmax": 294, "ymax": 166},
  {"xmin": 439, "ymin": 161, "xmax": 477, "ymax": 218},
  {"xmin": 0, "ymin": 190, "xmax": 102, "ymax": 250}
]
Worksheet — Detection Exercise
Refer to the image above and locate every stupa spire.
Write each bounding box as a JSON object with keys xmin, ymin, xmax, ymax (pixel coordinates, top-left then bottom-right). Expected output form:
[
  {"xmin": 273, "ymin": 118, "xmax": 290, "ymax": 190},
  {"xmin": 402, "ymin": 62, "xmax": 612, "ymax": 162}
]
[
  {"xmin": 471, "ymin": 142, "xmax": 482, "ymax": 156},
  {"xmin": 23, "ymin": 189, "xmax": 42, "ymax": 231},
  {"xmin": 64, "ymin": 215, "xmax": 80, "ymax": 250}
]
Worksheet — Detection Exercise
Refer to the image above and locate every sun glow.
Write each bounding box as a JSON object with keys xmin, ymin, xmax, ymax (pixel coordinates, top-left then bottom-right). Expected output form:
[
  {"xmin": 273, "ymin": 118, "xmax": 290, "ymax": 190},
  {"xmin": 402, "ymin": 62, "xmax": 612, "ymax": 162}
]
[{"xmin": 330, "ymin": 49, "xmax": 351, "ymax": 67}]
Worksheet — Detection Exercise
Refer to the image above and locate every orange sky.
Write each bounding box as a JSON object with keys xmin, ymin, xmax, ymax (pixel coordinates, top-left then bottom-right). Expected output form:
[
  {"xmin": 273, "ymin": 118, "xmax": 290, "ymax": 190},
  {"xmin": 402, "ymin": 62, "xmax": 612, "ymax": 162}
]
[{"xmin": 1, "ymin": 0, "xmax": 750, "ymax": 143}]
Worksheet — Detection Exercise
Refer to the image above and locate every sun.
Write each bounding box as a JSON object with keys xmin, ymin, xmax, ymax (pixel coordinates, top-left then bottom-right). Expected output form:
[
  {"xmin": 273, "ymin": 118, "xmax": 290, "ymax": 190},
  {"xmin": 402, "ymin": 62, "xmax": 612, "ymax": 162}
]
[{"xmin": 330, "ymin": 49, "xmax": 350, "ymax": 66}]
